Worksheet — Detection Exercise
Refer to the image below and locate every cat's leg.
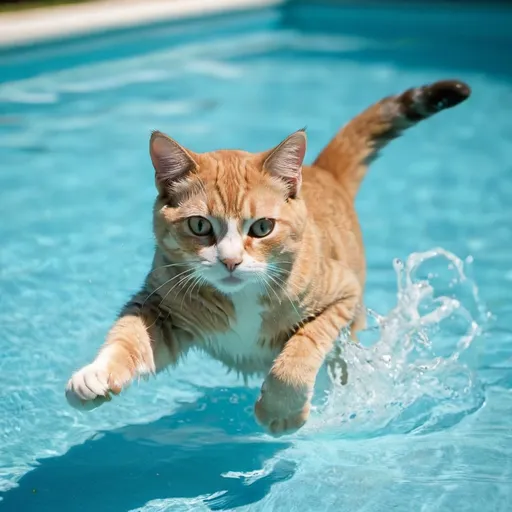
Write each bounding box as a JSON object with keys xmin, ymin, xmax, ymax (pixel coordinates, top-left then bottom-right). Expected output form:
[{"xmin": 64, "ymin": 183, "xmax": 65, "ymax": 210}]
[
  {"xmin": 255, "ymin": 273, "xmax": 361, "ymax": 436},
  {"xmin": 314, "ymin": 80, "xmax": 471, "ymax": 198},
  {"xmin": 326, "ymin": 343, "xmax": 349, "ymax": 386},
  {"xmin": 323, "ymin": 304, "xmax": 366, "ymax": 386},
  {"xmin": 66, "ymin": 296, "xmax": 181, "ymax": 410}
]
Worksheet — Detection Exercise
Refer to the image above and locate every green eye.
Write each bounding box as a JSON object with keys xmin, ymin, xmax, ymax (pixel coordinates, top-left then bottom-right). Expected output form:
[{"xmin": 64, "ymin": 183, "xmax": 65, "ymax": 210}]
[
  {"xmin": 249, "ymin": 218, "xmax": 275, "ymax": 238},
  {"xmin": 188, "ymin": 216, "xmax": 213, "ymax": 236}
]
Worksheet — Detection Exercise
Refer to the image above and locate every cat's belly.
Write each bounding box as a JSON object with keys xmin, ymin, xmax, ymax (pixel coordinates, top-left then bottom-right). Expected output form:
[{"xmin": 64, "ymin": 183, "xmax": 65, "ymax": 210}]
[{"xmin": 200, "ymin": 288, "xmax": 277, "ymax": 375}]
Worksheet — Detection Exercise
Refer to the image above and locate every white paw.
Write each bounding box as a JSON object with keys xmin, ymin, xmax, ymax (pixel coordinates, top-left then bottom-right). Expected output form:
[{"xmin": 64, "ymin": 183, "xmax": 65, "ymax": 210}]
[
  {"xmin": 254, "ymin": 375, "xmax": 312, "ymax": 436},
  {"xmin": 255, "ymin": 396, "xmax": 311, "ymax": 436},
  {"xmin": 65, "ymin": 363, "xmax": 111, "ymax": 411}
]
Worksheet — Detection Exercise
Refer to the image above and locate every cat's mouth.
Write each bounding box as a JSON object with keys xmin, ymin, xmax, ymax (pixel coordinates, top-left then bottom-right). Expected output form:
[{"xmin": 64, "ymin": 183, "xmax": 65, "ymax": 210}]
[{"xmin": 221, "ymin": 275, "xmax": 243, "ymax": 285}]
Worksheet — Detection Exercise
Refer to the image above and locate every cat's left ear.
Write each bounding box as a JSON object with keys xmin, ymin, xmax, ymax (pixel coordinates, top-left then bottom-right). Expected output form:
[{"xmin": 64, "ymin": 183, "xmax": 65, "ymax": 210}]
[{"xmin": 263, "ymin": 129, "xmax": 307, "ymax": 198}]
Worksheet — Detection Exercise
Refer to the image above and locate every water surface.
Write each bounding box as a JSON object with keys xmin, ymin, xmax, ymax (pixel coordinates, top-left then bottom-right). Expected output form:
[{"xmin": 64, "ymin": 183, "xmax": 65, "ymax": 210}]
[{"xmin": 1, "ymin": 4, "xmax": 511, "ymax": 511}]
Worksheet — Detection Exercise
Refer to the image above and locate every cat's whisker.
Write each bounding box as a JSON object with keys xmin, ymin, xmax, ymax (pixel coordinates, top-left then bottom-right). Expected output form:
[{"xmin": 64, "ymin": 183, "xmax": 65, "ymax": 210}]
[
  {"xmin": 173, "ymin": 271, "xmax": 198, "ymax": 297},
  {"xmin": 154, "ymin": 270, "xmax": 200, "ymax": 327},
  {"xmin": 266, "ymin": 267, "xmax": 289, "ymax": 278},
  {"xmin": 173, "ymin": 271, "xmax": 202, "ymax": 310},
  {"xmin": 264, "ymin": 272, "xmax": 302, "ymax": 320},
  {"xmin": 193, "ymin": 275, "xmax": 208, "ymax": 303},
  {"xmin": 266, "ymin": 266, "xmax": 292, "ymax": 282},
  {"xmin": 147, "ymin": 261, "xmax": 202, "ymax": 276},
  {"xmin": 145, "ymin": 269, "xmax": 198, "ymax": 330},
  {"xmin": 255, "ymin": 273, "xmax": 274, "ymax": 305},
  {"xmin": 156, "ymin": 269, "xmax": 197, "ymax": 310},
  {"xmin": 182, "ymin": 273, "xmax": 203, "ymax": 310},
  {"xmin": 258, "ymin": 271, "xmax": 281, "ymax": 305},
  {"xmin": 267, "ymin": 263, "xmax": 292, "ymax": 275},
  {"xmin": 142, "ymin": 267, "xmax": 196, "ymax": 309},
  {"xmin": 269, "ymin": 260, "xmax": 294, "ymax": 266},
  {"xmin": 266, "ymin": 268, "xmax": 292, "ymax": 286},
  {"xmin": 266, "ymin": 267, "xmax": 301, "ymax": 295}
]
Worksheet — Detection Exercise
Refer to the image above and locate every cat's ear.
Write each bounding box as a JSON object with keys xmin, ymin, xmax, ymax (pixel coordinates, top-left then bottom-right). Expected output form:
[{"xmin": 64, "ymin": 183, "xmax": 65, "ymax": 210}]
[
  {"xmin": 263, "ymin": 129, "xmax": 307, "ymax": 198},
  {"xmin": 150, "ymin": 131, "xmax": 197, "ymax": 195}
]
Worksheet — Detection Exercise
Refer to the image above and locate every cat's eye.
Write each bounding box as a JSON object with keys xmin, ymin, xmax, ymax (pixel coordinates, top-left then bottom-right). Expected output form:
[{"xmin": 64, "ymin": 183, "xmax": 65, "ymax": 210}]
[
  {"xmin": 188, "ymin": 216, "xmax": 213, "ymax": 236},
  {"xmin": 248, "ymin": 218, "xmax": 275, "ymax": 238}
]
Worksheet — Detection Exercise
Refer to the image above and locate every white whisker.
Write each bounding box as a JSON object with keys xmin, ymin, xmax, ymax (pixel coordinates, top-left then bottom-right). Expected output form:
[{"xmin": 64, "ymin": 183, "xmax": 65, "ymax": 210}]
[
  {"xmin": 258, "ymin": 271, "xmax": 281, "ymax": 305},
  {"xmin": 265, "ymin": 271, "xmax": 301, "ymax": 320},
  {"xmin": 147, "ymin": 260, "xmax": 202, "ymax": 276},
  {"xmin": 157, "ymin": 269, "xmax": 197, "ymax": 310},
  {"xmin": 142, "ymin": 267, "xmax": 196, "ymax": 309}
]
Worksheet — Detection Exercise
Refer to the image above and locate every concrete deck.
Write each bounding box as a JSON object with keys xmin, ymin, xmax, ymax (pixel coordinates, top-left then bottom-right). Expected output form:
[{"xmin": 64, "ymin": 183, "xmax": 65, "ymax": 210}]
[{"xmin": 0, "ymin": 0, "xmax": 283, "ymax": 48}]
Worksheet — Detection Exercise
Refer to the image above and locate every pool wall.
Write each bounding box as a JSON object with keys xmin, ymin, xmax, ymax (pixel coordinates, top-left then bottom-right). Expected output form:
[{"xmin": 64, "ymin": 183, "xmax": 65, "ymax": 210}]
[
  {"xmin": 282, "ymin": 1, "xmax": 512, "ymax": 76},
  {"xmin": 2, "ymin": 0, "xmax": 512, "ymax": 84}
]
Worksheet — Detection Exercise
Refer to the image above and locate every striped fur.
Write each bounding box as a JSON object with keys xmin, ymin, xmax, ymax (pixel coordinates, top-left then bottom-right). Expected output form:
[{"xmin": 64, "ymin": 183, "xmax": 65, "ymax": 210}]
[{"xmin": 66, "ymin": 80, "xmax": 470, "ymax": 435}]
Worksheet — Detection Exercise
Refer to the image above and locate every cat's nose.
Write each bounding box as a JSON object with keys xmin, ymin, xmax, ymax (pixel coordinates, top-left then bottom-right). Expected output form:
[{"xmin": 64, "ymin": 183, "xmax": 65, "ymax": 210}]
[{"xmin": 221, "ymin": 257, "xmax": 242, "ymax": 272}]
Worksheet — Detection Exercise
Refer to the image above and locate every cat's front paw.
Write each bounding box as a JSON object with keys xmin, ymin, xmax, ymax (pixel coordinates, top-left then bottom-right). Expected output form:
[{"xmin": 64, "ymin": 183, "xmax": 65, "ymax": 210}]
[
  {"xmin": 254, "ymin": 374, "xmax": 312, "ymax": 436},
  {"xmin": 65, "ymin": 362, "xmax": 122, "ymax": 410}
]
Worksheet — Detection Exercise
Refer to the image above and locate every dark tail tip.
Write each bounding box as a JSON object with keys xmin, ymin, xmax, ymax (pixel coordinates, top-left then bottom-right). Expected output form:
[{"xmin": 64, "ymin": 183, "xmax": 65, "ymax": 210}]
[
  {"xmin": 423, "ymin": 80, "xmax": 471, "ymax": 112},
  {"xmin": 400, "ymin": 79, "xmax": 471, "ymax": 121}
]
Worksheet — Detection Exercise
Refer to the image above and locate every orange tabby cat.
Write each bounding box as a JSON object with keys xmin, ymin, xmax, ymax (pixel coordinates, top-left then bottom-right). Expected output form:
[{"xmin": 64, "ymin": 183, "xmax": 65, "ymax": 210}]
[{"xmin": 66, "ymin": 80, "xmax": 470, "ymax": 435}]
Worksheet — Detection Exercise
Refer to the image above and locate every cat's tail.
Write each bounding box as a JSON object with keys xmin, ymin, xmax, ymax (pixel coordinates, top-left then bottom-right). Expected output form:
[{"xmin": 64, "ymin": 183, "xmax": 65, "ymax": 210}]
[{"xmin": 313, "ymin": 80, "xmax": 471, "ymax": 199}]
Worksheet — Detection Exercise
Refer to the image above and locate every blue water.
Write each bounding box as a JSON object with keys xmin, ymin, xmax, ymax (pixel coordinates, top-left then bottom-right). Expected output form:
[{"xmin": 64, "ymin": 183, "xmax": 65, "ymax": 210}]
[{"xmin": 1, "ymin": 3, "xmax": 512, "ymax": 511}]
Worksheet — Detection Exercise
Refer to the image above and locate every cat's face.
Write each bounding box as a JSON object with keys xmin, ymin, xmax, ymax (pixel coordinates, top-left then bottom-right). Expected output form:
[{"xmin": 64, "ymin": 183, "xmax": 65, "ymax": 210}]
[{"xmin": 150, "ymin": 131, "xmax": 307, "ymax": 294}]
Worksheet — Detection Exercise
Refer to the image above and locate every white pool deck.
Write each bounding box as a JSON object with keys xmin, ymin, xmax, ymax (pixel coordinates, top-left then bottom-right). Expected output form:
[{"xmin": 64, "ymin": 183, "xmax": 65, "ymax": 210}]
[{"xmin": 0, "ymin": 0, "xmax": 283, "ymax": 48}]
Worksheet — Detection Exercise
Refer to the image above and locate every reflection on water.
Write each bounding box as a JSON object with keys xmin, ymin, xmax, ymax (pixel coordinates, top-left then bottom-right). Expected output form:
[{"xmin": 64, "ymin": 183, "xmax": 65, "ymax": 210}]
[
  {"xmin": 1, "ymin": 10, "xmax": 512, "ymax": 511},
  {"xmin": 0, "ymin": 249, "xmax": 491, "ymax": 512}
]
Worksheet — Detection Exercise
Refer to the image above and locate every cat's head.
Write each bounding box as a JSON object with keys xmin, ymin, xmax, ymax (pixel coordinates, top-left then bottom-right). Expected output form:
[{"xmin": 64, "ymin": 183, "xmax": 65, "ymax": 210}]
[{"xmin": 150, "ymin": 130, "xmax": 308, "ymax": 295}]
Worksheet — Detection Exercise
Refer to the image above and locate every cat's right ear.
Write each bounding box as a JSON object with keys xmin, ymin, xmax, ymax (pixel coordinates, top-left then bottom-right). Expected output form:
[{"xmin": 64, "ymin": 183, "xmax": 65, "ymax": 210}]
[{"xmin": 149, "ymin": 131, "xmax": 197, "ymax": 196}]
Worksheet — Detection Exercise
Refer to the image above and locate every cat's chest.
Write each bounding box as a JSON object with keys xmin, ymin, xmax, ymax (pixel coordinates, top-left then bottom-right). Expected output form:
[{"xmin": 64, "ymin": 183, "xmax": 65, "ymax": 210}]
[{"xmin": 201, "ymin": 287, "xmax": 276, "ymax": 372}]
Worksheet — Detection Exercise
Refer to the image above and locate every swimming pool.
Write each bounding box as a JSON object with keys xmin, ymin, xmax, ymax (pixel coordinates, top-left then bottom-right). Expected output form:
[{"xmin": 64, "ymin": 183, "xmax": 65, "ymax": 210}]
[{"xmin": 1, "ymin": 1, "xmax": 511, "ymax": 510}]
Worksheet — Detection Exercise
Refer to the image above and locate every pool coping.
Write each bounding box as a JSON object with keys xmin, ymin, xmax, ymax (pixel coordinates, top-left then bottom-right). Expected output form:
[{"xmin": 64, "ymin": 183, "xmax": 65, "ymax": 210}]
[{"xmin": 0, "ymin": 0, "xmax": 284, "ymax": 49}]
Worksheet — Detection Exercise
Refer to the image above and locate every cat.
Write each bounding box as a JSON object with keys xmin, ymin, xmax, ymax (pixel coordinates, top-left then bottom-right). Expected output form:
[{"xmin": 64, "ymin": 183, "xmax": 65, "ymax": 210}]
[{"xmin": 66, "ymin": 80, "xmax": 470, "ymax": 436}]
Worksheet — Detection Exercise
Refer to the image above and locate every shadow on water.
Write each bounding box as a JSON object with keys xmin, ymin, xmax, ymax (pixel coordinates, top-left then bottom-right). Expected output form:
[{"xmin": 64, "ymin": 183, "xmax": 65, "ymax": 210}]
[{"xmin": 0, "ymin": 387, "xmax": 295, "ymax": 512}]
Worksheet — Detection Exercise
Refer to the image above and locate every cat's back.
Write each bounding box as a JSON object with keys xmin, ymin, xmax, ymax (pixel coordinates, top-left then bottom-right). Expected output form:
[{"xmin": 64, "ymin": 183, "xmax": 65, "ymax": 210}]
[
  {"xmin": 302, "ymin": 164, "xmax": 354, "ymax": 213},
  {"xmin": 301, "ymin": 164, "xmax": 365, "ymax": 278}
]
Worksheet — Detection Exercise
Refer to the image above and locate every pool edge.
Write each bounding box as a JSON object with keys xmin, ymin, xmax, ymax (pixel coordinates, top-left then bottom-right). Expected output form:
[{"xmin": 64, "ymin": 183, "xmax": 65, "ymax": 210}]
[{"xmin": 0, "ymin": 0, "xmax": 285, "ymax": 49}]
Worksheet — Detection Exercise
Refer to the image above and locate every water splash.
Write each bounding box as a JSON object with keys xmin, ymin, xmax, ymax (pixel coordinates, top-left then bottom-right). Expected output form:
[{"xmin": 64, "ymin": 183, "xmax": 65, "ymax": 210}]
[{"xmin": 309, "ymin": 248, "xmax": 487, "ymax": 438}]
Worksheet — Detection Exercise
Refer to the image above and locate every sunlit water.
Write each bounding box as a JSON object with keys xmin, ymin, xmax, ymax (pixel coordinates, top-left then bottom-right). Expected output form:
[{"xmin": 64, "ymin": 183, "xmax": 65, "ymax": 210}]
[{"xmin": 1, "ymin": 4, "xmax": 512, "ymax": 511}]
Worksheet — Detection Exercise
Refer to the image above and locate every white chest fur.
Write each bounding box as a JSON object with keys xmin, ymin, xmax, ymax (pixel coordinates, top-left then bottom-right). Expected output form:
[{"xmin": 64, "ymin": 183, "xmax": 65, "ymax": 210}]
[{"xmin": 201, "ymin": 286, "xmax": 275, "ymax": 374}]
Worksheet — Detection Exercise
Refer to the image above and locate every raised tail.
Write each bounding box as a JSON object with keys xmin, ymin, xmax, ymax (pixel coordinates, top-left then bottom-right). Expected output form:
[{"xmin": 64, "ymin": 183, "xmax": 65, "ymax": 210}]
[{"xmin": 313, "ymin": 80, "xmax": 471, "ymax": 199}]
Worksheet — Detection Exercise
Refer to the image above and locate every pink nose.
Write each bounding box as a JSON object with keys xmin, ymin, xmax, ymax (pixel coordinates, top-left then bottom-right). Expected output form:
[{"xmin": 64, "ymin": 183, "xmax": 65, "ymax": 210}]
[{"xmin": 221, "ymin": 258, "xmax": 242, "ymax": 272}]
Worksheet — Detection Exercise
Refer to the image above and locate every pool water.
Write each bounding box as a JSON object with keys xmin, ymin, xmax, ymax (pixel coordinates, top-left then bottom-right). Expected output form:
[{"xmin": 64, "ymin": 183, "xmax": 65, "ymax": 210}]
[{"xmin": 1, "ymin": 2, "xmax": 512, "ymax": 511}]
